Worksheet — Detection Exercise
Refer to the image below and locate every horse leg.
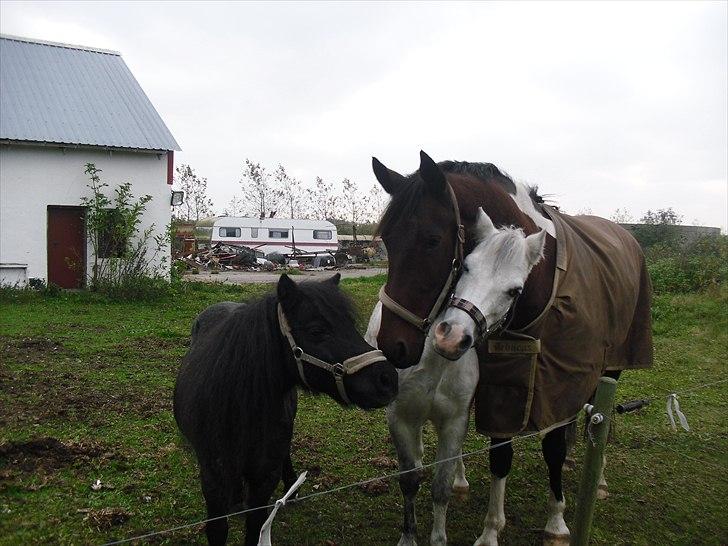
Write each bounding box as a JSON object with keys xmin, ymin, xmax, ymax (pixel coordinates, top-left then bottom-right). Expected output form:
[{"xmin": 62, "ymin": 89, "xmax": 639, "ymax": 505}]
[
  {"xmin": 541, "ymin": 426, "xmax": 570, "ymax": 546},
  {"xmin": 200, "ymin": 462, "xmax": 230, "ymax": 546},
  {"xmin": 562, "ymin": 420, "xmax": 577, "ymax": 472},
  {"xmin": 430, "ymin": 418, "xmax": 469, "ymax": 546},
  {"xmin": 451, "ymin": 451, "xmax": 470, "ymax": 501},
  {"xmin": 244, "ymin": 472, "xmax": 280, "ymax": 546},
  {"xmin": 282, "ymin": 451, "xmax": 297, "ymax": 490},
  {"xmin": 389, "ymin": 414, "xmax": 425, "ymax": 546},
  {"xmin": 474, "ymin": 438, "xmax": 512, "ymax": 546}
]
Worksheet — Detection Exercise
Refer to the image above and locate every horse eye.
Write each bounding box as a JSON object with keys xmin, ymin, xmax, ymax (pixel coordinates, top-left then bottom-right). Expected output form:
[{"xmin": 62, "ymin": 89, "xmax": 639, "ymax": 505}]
[
  {"xmin": 507, "ymin": 287, "xmax": 522, "ymax": 298},
  {"xmin": 425, "ymin": 236, "xmax": 441, "ymax": 249}
]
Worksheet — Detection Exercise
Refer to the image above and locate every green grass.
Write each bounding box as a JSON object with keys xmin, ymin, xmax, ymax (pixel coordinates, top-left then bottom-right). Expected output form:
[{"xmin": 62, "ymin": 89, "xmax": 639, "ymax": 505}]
[{"xmin": 1, "ymin": 278, "xmax": 726, "ymax": 545}]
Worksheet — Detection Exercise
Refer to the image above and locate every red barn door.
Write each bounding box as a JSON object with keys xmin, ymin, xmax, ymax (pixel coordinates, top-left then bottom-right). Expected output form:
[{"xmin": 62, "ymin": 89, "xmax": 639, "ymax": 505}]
[{"xmin": 47, "ymin": 206, "xmax": 86, "ymax": 288}]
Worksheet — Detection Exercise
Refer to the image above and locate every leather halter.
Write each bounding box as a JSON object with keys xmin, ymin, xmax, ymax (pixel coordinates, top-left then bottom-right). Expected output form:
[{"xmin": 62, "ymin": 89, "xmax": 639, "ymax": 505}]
[
  {"xmin": 448, "ymin": 291, "xmax": 521, "ymax": 342},
  {"xmin": 277, "ymin": 304, "xmax": 388, "ymax": 405},
  {"xmin": 378, "ymin": 183, "xmax": 465, "ymax": 333}
]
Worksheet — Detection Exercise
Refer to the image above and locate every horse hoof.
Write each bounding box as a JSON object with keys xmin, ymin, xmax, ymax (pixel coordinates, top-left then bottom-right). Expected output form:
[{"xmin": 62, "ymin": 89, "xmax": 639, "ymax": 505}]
[
  {"xmin": 562, "ymin": 457, "xmax": 577, "ymax": 472},
  {"xmin": 543, "ymin": 532, "xmax": 570, "ymax": 546},
  {"xmin": 452, "ymin": 484, "xmax": 470, "ymax": 502},
  {"xmin": 397, "ymin": 535, "xmax": 418, "ymax": 546},
  {"xmin": 596, "ymin": 484, "xmax": 609, "ymax": 500}
]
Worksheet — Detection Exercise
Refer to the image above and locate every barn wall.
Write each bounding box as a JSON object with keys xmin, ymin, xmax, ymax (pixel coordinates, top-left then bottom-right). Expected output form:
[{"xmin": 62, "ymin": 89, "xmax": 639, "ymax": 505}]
[{"xmin": 0, "ymin": 144, "xmax": 171, "ymax": 285}]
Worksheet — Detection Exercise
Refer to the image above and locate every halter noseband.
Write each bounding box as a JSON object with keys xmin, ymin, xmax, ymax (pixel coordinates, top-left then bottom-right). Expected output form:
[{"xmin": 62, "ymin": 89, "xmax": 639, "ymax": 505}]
[
  {"xmin": 277, "ymin": 304, "xmax": 388, "ymax": 405},
  {"xmin": 448, "ymin": 291, "xmax": 521, "ymax": 343},
  {"xmin": 379, "ymin": 182, "xmax": 465, "ymax": 334}
]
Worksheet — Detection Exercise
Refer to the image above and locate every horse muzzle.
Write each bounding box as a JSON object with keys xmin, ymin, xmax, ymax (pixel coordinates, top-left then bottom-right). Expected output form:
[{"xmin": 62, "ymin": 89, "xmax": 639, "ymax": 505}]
[{"xmin": 432, "ymin": 320, "xmax": 473, "ymax": 361}]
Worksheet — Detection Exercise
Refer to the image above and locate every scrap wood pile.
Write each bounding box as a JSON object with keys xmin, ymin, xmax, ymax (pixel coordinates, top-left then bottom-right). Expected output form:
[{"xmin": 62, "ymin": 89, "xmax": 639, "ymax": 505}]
[{"xmin": 176, "ymin": 242, "xmax": 262, "ymax": 271}]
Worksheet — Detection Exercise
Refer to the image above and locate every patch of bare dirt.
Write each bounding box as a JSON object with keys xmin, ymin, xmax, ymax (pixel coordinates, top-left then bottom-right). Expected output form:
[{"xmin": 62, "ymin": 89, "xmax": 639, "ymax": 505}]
[
  {"xmin": 79, "ymin": 507, "xmax": 132, "ymax": 529},
  {"xmin": 358, "ymin": 478, "xmax": 389, "ymax": 496},
  {"xmin": 369, "ymin": 454, "xmax": 398, "ymax": 469},
  {"xmin": 0, "ymin": 437, "xmax": 120, "ymax": 475}
]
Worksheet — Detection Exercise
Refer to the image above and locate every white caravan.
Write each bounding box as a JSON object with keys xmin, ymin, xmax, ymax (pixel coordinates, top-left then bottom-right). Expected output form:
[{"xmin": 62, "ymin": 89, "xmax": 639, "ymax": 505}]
[{"xmin": 195, "ymin": 217, "xmax": 339, "ymax": 255}]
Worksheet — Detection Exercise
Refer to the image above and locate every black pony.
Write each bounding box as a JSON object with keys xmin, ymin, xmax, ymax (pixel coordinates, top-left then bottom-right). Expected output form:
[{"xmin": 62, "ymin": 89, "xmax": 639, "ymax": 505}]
[{"xmin": 174, "ymin": 274, "xmax": 398, "ymax": 545}]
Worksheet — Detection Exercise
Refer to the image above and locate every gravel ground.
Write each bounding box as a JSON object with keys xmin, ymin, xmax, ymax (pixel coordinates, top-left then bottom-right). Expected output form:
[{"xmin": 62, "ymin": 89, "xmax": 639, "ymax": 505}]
[{"xmin": 183, "ymin": 267, "xmax": 387, "ymax": 284}]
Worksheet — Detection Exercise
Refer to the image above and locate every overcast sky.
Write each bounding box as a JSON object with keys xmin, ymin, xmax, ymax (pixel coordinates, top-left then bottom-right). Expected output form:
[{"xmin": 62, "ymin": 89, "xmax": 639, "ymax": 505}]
[{"xmin": 2, "ymin": 1, "xmax": 726, "ymax": 229}]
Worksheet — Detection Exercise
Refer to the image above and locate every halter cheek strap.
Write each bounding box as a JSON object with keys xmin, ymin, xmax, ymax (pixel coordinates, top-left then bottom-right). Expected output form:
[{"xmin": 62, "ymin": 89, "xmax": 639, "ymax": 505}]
[
  {"xmin": 277, "ymin": 304, "xmax": 388, "ymax": 405},
  {"xmin": 379, "ymin": 182, "xmax": 465, "ymax": 333}
]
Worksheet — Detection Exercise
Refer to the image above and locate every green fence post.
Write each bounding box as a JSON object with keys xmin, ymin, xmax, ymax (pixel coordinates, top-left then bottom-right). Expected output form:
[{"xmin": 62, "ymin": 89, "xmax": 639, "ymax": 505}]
[{"xmin": 573, "ymin": 376, "xmax": 618, "ymax": 546}]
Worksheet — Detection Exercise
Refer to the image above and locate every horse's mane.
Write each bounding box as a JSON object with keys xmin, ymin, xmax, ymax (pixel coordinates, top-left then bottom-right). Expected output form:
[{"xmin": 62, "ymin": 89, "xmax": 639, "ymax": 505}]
[
  {"xmin": 376, "ymin": 160, "xmax": 548, "ymax": 236},
  {"xmin": 189, "ymin": 281, "xmax": 357, "ymax": 451}
]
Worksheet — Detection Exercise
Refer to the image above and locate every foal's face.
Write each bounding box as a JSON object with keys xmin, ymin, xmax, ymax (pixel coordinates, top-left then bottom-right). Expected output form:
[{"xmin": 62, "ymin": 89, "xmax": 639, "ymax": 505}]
[
  {"xmin": 278, "ymin": 274, "xmax": 398, "ymax": 409},
  {"xmin": 434, "ymin": 209, "xmax": 546, "ymax": 360}
]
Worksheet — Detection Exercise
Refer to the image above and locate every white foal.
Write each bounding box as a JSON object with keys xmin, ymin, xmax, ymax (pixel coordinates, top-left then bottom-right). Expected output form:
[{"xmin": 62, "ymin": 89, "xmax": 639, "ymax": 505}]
[
  {"xmin": 433, "ymin": 208, "xmax": 548, "ymax": 546},
  {"xmin": 366, "ymin": 301, "xmax": 477, "ymax": 546}
]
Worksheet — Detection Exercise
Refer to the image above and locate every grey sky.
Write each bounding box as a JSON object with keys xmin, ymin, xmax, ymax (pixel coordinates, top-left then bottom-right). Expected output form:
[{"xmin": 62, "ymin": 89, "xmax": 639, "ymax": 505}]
[{"xmin": 2, "ymin": 1, "xmax": 726, "ymax": 229}]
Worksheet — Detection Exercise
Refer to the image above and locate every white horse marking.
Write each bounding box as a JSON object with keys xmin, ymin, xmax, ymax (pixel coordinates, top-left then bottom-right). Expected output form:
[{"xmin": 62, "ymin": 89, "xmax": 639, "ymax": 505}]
[
  {"xmin": 543, "ymin": 491, "xmax": 570, "ymax": 538},
  {"xmin": 474, "ymin": 475, "xmax": 507, "ymax": 546},
  {"xmin": 508, "ymin": 181, "xmax": 556, "ymax": 238}
]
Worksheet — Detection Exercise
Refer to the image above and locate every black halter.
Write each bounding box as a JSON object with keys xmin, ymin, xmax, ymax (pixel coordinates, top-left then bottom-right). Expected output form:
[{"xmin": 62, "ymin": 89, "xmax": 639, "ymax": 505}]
[
  {"xmin": 448, "ymin": 290, "xmax": 521, "ymax": 342},
  {"xmin": 378, "ymin": 183, "xmax": 465, "ymax": 333},
  {"xmin": 277, "ymin": 304, "xmax": 388, "ymax": 405}
]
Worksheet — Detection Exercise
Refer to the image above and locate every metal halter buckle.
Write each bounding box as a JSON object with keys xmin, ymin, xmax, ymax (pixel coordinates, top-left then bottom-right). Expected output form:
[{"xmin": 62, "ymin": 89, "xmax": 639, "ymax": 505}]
[
  {"xmin": 332, "ymin": 363, "xmax": 345, "ymax": 376},
  {"xmin": 293, "ymin": 347, "xmax": 303, "ymax": 360}
]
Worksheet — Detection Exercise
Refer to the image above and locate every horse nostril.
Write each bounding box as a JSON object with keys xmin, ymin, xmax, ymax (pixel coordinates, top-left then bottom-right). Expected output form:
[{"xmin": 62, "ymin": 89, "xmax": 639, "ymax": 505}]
[
  {"xmin": 394, "ymin": 341, "xmax": 407, "ymax": 364},
  {"xmin": 435, "ymin": 321, "xmax": 452, "ymax": 337},
  {"xmin": 458, "ymin": 334, "xmax": 473, "ymax": 351}
]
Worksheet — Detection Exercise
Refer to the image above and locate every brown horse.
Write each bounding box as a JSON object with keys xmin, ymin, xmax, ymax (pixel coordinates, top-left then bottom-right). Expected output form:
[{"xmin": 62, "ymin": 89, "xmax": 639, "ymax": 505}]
[{"xmin": 373, "ymin": 151, "xmax": 652, "ymax": 545}]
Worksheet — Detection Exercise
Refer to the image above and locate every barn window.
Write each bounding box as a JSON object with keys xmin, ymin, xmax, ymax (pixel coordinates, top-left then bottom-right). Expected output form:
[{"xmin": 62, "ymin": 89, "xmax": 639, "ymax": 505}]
[
  {"xmin": 251, "ymin": 228, "xmax": 259, "ymax": 238},
  {"xmin": 268, "ymin": 229, "xmax": 289, "ymax": 239},
  {"xmin": 219, "ymin": 227, "xmax": 241, "ymax": 238},
  {"xmin": 313, "ymin": 229, "xmax": 332, "ymax": 240},
  {"xmin": 97, "ymin": 209, "xmax": 126, "ymax": 258}
]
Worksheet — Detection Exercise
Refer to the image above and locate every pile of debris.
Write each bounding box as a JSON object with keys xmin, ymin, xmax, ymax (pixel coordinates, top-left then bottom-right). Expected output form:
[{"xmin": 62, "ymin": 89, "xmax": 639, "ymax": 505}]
[{"xmin": 176, "ymin": 243, "xmax": 264, "ymax": 271}]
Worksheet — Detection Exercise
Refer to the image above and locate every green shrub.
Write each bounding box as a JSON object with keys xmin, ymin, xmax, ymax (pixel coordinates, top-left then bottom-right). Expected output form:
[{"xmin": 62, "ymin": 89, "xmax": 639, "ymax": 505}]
[{"xmin": 647, "ymin": 235, "xmax": 727, "ymax": 293}]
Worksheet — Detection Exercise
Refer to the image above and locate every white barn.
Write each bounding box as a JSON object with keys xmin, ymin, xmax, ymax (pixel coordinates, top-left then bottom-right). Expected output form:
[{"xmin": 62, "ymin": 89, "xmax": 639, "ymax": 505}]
[{"xmin": 0, "ymin": 34, "xmax": 180, "ymax": 288}]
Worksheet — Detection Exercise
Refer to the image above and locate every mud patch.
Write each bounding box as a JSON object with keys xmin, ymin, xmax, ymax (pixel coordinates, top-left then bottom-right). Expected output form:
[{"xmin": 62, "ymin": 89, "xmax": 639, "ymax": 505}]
[
  {"xmin": 0, "ymin": 437, "xmax": 119, "ymax": 475},
  {"xmin": 0, "ymin": 336, "xmax": 73, "ymax": 364},
  {"xmin": 80, "ymin": 507, "xmax": 132, "ymax": 529}
]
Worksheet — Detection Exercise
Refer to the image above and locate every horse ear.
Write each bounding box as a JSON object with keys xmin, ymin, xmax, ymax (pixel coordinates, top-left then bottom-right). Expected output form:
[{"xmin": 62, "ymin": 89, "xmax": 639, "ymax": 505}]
[
  {"xmin": 372, "ymin": 157, "xmax": 407, "ymax": 195},
  {"xmin": 327, "ymin": 272, "xmax": 341, "ymax": 285},
  {"xmin": 474, "ymin": 207, "xmax": 496, "ymax": 241},
  {"xmin": 419, "ymin": 150, "xmax": 446, "ymax": 194},
  {"xmin": 277, "ymin": 274, "xmax": 300, "ymax": 306},
  {"xmin": 525, "ymin": 229, "xmax": 547, "ymax": 267}
]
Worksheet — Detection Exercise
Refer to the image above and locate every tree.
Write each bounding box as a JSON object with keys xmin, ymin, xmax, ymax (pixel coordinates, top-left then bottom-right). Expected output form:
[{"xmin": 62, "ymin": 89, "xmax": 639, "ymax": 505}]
[
  {"xmin": 273, "ymin": 164, "xmax": 305, "ymax": 218},
  {"xmin": 240, "ymin": 159, "xmax": 277, "ymax": 218},
  {"xmin": 307, "ymin": 176, "xmax": 339, "ymax": 220},
  {"xmin": 367, "ymin": 184, "xmax": 388, "ymax": 223},
  {"xmin": 223, "ymin": 195, "xmax": 245, "ymax": 217},
  {"xmin": 174, "ymin": 164, "xmax": 214, "ymax": 222},
  {"xmin": 610, "ymin": 208, "xmax": 634, "ymax": 223},
  {"xmin": 633, "ymin": 207, "xmax": 683, "ymax": 249},
  {"xmin": 340, "ymin": 178, "xmax": 367, "ymax": 224},
  {"xmin": 640, "ymin": 208, "xmax": 683, "ymax": 225}
]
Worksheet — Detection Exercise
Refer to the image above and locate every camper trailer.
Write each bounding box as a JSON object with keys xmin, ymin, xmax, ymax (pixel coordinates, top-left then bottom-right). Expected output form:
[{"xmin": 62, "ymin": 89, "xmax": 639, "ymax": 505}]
[{"xmin": 195, "ymin": 217, "xmax": 338, "ymax": 256}]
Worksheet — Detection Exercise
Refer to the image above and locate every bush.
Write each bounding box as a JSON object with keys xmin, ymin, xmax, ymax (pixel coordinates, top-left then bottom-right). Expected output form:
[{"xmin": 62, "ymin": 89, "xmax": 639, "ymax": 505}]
[{"xmin": 647, "ymin": 235, "xmax": 727, "ymax": 293}]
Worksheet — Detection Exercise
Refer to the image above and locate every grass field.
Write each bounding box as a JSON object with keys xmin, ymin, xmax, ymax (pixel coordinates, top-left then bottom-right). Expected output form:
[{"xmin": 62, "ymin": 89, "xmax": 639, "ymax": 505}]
[{"xmin": 1, "ymin": 277, "xmax": 726, "ymax": 545}]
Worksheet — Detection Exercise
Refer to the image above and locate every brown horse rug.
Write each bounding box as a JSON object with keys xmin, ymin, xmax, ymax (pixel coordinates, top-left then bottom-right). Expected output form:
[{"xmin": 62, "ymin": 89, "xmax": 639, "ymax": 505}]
[{"xmin": 474, "ymin": 206, "xmax": 653, "ymax": 438}]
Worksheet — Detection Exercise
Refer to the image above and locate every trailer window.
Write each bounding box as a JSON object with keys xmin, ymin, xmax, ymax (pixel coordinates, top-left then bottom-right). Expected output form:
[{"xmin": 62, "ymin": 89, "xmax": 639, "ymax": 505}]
[
  {"xmin": 251, "ymin": 228, "xmax": 259, "ymax": 238},
  {"xmin": 269, "ymin": 229, "xmax": 289, "ymax": 239},
  {"xmin": 219, "ymin": 227, "xmax": 241, "ymax": 238},
  {"xmin": 313, "ymin": 229, "xmax": 332, "ymax": 240}
]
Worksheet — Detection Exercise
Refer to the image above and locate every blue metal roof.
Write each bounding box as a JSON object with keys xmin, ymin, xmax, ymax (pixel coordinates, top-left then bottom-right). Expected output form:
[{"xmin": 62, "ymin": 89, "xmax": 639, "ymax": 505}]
[{"xmin": 0, "ymin": 34, "xmax": 180, "ymax": 151}]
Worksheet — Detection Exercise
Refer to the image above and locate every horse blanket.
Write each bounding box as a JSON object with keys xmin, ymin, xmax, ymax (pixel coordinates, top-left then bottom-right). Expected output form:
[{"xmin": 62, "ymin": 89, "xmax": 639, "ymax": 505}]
[{"xmin": 474, "ymin": 206, "xmax": 653, "ymax": 437}]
